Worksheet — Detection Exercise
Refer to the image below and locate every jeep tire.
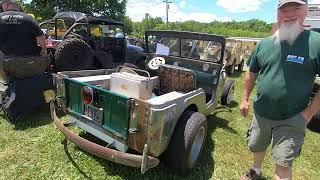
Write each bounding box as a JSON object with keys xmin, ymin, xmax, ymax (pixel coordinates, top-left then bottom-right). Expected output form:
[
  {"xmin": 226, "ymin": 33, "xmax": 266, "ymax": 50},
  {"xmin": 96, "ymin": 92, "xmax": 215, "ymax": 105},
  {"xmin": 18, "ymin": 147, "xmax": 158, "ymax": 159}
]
[
  {"xmin": 165, "ymin": 110, "xmax": 207, "ymax": 175},
  {"xmin": 226, "ymin": 60, "xmax": 236, "ymax": 76},
  {"xmin": 55, "ymin": 38, "xmax": 93, "ymax": 71},
  {"xmin": 237, "ymin": 59, "xmax": 244, "ymax": 72},
  {"xmin": 221, "ymin": 79, "xmax": 235, "ymax": 105}
]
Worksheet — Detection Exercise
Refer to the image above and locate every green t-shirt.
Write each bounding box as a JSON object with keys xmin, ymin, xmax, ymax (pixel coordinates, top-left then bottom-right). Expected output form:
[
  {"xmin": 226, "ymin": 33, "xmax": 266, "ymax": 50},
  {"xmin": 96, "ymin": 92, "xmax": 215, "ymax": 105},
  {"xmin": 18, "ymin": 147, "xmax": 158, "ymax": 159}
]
[{"xmin": 247, "ymin": 30, "xmax": 320, "ymax": 120}]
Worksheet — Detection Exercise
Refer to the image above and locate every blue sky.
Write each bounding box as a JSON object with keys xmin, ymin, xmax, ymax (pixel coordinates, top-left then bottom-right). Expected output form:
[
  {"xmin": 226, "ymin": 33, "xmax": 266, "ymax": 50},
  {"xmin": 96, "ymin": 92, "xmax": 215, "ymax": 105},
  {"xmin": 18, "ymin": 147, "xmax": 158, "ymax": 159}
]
[{"xmin": 126, "ymin": 0, "xmax": 320, "ymax": 23}]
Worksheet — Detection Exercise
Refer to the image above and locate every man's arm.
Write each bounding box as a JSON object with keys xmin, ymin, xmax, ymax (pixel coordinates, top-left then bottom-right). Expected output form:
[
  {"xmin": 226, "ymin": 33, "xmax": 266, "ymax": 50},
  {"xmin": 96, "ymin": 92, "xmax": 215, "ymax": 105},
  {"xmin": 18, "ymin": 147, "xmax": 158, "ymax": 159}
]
[
  {"xmin": 36, "ymin": 35, "xmax": 47, "ymax": 57},
  {"xmin": 302, "ymin": 90, "xmax": 320, "ymax": 122},
  {"xmin": 240, "ymin": 71, "xmax": 258, "ymax": 117}
]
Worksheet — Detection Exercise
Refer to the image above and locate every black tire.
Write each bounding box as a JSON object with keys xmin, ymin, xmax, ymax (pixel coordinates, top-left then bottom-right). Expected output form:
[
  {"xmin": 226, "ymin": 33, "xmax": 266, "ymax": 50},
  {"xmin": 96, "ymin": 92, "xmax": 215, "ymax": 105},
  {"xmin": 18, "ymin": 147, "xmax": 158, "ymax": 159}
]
[
  {"xmin": 221, "ymin": 79, "xmax": 235, "ymax": 105},
  {"xmin": 226, "ymin": 60, "xmax": 236, "ymax": 76},
  {"xmin": 165, "ymin": 110, "xmax": 207, "ymax": 175},
  {"xmin": 54, "ymin": 38, "xmax": 93, "ymax": 71},
  {"xmin": 308, "ymin": 113, "xmax": 320, "ymax": 133},
  {"xmin": 237, "ymin": 59, "xmax": 244, "ymax": 72}
]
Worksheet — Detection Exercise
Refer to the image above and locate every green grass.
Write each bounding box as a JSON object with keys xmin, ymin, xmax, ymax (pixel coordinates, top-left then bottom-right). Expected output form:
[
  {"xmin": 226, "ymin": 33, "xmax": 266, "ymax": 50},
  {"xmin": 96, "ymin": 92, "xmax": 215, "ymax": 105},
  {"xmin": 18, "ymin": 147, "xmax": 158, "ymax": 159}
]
[{"xmin": 0, "ymin": 71, "xmax": 319, "ymax": 179}]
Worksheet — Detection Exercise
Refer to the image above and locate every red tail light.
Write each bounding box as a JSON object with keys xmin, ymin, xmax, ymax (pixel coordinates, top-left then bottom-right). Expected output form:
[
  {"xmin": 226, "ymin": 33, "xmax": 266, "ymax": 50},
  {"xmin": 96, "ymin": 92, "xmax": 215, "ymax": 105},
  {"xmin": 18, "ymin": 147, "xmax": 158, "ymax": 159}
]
[{"xmin": 81, "ymin": 86, "xmax": 94, "ymax": 105}]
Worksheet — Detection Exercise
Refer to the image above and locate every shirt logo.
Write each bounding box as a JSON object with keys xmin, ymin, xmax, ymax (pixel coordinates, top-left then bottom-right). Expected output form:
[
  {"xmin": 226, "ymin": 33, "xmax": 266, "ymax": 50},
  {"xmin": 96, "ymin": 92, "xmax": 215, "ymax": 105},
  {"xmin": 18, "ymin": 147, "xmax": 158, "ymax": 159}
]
[
  {"xmin": 286, "ymin": 55, "xmax": 305, "ymax": 64},
  {"xmin": 0, "ymin": 15, "xmax": 23, "ymax": 24}
]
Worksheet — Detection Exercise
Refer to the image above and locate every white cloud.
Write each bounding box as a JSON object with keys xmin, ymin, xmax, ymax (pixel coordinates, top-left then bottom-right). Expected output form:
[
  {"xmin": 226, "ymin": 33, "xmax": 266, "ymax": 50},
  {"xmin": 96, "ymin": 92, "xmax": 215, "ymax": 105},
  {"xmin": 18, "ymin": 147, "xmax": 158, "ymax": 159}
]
[
  {"xmin": 179, "ymin": 0, "xmax": 187, "ymax": 8},
  {"xmin": 126, "ymin": 0, "xmax": 231, "ymax": 23},
  {"xmin": 216, "ymin": 0, "xmax": 268, "ymax": 13},
  {"xmin": 180, "ymin": 12, "xmax": 231, "ymax": 22},
  {"xmin": 310, "ymin": 0, "xmax": 320, "ymax": 3}
]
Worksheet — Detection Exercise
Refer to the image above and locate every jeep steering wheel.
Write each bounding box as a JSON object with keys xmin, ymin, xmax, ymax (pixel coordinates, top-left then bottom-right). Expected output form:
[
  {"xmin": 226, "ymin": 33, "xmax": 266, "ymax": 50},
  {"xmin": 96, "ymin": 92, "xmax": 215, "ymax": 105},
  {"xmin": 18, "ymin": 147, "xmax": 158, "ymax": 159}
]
[{"xmin": 148, "ymin": 57, "xmax": 166, "ymax": 70}]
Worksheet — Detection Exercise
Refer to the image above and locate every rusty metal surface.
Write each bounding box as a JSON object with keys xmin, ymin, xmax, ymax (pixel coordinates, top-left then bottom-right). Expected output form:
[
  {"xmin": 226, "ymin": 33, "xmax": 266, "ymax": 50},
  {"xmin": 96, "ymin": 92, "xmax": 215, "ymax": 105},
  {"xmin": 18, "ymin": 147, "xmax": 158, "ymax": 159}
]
[
  {"xmin": 50, "ymin": 102, "xmax": 159, "ymax": 171},
  {"xmin": 146, "ymin": 90, "xmax": 208, "ymax": 157},
  {"xmin": 127, "ymin": 99, "xmax": 149, "ymax": 153}
]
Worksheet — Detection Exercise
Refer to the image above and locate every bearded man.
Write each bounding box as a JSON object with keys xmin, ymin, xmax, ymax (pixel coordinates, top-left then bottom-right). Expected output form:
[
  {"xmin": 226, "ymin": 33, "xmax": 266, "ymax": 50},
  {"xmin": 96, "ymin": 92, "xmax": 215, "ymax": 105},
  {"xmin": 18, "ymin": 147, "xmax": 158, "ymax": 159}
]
[{"xmin": 240, "ymin": 0, "xmax": 320, "ymax": 179}]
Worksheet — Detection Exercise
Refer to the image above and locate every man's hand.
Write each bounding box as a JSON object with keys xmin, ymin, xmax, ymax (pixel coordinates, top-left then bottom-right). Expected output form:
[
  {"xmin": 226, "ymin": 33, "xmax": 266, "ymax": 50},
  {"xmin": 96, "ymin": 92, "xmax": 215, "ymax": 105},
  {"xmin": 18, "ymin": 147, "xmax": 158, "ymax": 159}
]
[
  {"xmin": 240, "ymin": 100, "xmax": 250, "ymax": 117},
  {"xmin": 40, "ymin": 49, "xmax": 48, "ymax": 57},
  {"xmin": 240, "ymin": 71, "xmax": 258, "ymax": 118},
  {"xmin": 301, "ymin": 89, "xmax": 320, "ymax": 124},
  {"xmin": 37, "ymin": 35, "xmax": 47, "ymax": 57}
]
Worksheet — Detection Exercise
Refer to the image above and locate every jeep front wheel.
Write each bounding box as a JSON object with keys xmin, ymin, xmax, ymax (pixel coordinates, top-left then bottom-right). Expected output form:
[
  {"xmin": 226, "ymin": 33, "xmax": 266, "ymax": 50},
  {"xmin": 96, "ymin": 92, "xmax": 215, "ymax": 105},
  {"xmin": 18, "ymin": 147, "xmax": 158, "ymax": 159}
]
[
  {"xmin": 237, "ymin": 59, "xmax": 244, "ymax": 72},
  {"xmin": 165, "ymin": 110, "xmax": 207, "ymax": 175},
  {"xmin": 226, "ymin": 60, "xmax": 236, "ymax": 76},
  {"xmin": 221, "ymin": 79, "xmax": 235, "ymax": 105}
]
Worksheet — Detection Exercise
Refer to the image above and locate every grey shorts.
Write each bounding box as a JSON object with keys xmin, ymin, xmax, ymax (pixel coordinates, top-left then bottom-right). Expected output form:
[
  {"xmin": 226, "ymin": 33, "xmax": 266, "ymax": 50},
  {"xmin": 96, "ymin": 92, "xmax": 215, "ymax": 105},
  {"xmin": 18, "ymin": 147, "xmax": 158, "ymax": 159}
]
[{"xmin": 246, "ymin": 112, "xmax": 307, "ymax": 167}]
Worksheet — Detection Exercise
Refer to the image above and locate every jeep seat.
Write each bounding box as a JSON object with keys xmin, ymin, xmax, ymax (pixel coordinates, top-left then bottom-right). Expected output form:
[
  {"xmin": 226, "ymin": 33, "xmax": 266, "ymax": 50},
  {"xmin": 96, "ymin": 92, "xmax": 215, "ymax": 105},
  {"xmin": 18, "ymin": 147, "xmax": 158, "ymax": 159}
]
[{"xmin": 158, "ymin": 64, "xmax": 196, "ymax": 94}]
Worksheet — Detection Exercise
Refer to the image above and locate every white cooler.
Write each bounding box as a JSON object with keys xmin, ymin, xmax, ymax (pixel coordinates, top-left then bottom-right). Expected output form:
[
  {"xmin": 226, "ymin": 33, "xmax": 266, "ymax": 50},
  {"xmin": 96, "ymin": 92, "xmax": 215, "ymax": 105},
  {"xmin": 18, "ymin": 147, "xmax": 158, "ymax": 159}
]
[
  {"xmin": 110, "ymin": 72, "xmax": 158, "ymax": 100},
  {"xmin": 72, "ymin": 75, "xmax": 111, "ymax": 89}
]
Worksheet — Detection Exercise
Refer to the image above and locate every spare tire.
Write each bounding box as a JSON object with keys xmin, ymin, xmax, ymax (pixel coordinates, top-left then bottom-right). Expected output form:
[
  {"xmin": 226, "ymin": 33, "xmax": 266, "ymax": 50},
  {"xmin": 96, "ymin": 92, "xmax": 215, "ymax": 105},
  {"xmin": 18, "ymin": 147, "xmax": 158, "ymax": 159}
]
[{"xmin": 55, "ymin": 38, "xmax": 93, "ymax": 71}]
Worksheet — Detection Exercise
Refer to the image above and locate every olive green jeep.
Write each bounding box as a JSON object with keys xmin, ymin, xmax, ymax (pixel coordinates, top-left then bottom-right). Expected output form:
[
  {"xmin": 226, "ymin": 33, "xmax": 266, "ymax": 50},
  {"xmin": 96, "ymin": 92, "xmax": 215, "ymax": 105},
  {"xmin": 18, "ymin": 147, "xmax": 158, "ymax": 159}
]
[{"xmin": 48, "ymin": 31, "xmax": 235, "ymax": 175}]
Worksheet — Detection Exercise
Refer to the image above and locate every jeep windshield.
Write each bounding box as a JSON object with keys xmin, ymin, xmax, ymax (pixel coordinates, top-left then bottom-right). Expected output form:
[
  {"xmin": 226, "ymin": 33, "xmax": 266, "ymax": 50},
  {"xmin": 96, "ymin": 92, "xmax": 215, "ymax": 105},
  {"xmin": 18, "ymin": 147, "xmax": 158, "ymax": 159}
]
[{"xmin": 146, "ymin": 31, "xmax": 226, "ymax": 63}]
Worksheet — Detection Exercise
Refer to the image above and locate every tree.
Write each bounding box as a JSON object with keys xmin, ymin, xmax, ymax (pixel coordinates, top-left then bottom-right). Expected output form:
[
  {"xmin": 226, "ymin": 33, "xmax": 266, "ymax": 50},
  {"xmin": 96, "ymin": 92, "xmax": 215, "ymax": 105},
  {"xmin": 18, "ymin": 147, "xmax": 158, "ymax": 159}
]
[
  {"xmin": 123, "ymin": 16, "xmax": 134, "ymax": 35},
  {"xmin": 22, "ymin": 0, "xmax": 127, "ymax": 21},
  {"xmin": 132, "ymin": 13, "xmax": 164, "ymax": 38}
]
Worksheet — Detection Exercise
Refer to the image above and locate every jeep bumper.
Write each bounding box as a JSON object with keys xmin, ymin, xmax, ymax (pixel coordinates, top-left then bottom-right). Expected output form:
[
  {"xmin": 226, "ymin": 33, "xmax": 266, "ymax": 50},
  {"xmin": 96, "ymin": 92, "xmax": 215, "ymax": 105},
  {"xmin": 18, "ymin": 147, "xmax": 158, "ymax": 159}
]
[{"xmin": 49, "ymin": 102, "xmax": 159, "ymax": 174}]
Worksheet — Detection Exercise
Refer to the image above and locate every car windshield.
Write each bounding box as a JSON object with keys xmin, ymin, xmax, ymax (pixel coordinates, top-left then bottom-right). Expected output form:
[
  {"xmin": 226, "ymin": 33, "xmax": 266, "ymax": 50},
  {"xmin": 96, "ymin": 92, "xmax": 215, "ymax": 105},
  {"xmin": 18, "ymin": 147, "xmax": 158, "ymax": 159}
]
[
  {"xmin": 40, "ymin": 18, "xmax": 74, "ymax": 39},
  {"xmin": 148, "ymin": 35, "xmax": 223, "ymax": 62}
]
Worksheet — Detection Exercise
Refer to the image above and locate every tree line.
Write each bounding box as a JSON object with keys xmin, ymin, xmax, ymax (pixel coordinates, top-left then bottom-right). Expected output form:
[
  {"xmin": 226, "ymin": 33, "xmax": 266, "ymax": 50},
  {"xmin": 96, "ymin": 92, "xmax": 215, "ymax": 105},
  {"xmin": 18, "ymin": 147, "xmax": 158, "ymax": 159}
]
[{"xmin": 19, "ymin": 0, "xmax": 272, "ymax": 38}]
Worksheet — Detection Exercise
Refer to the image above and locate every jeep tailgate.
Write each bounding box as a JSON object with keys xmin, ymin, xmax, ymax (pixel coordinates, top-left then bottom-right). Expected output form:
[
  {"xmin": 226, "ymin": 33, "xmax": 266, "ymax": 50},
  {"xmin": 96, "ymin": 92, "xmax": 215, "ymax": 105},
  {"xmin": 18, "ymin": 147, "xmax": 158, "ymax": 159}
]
[{"xmin": 64, "ymin": 78, "xmax": 130, "ymax": 139}]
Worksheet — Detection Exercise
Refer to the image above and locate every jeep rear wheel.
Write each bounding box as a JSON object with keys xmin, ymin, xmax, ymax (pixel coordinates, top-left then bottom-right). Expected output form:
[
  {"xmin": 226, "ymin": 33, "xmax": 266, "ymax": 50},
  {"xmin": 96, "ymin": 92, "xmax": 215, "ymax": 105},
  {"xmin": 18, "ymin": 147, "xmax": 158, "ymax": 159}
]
[
  {"xmin": 165, "ymin": 110, "xmax": 207, "ymax": 175},
  {"xmin": 55, "ymin": 38, "xmax": 93, "ymax": 71}
]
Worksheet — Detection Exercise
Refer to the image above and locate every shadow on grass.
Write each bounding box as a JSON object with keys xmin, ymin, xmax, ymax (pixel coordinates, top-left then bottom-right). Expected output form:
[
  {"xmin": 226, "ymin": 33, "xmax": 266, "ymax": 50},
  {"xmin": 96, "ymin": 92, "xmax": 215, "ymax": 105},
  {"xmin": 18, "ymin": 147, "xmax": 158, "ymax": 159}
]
[
  {"xmin": 228, "ymin": 70, "xmax": 243, "ymax": 78},
  {"xmin": 9, "ymin": 104, "xmax": 64, "ymax": 130},
  {"xmin": 60, "ymin": 113, "xmax": 240, "ymax": 179},
  {"xmin": 61, "ymin": 139, "xmax": 93, "ymax": 180},
  {"xmin": 224, "ymin": 101, "xmax": 239, "ymax": 109},
  {"xmin": 7, "ymin": 104, "xmax": 53, "ymax": 130},
  {"xmin": 208, "ymin": 112, "xmax": 238, "ymax": 135}
]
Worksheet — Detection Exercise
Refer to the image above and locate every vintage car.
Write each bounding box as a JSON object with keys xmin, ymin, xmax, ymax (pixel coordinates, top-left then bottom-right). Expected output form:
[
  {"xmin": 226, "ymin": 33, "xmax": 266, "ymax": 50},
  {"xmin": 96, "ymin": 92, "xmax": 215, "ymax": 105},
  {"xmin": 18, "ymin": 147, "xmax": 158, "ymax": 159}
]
[
  {"xmin": 223, "ymin": 38, "xmax": 244, "ymax": 75},
  {"xmin": 39, "ymin": 11, "xmax": 145, "ymax": 71},
  {"xmin": 47, "ymin": 31, "xmax": 235, "ymax": 175},
  {"xmin": 0, "ymin": 12, "xmax": 145, "ymax": 122},
  {"xmin": 221, "ymin": 37, "xmax": 262, "ymax": 76}
]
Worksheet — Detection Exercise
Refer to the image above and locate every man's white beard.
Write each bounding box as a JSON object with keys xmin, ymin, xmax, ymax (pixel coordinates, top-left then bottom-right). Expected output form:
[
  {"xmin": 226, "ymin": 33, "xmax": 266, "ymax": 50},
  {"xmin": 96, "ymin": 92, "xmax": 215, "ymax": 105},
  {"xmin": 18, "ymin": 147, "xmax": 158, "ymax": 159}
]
[{"xmin": 273, "ymin": 20, "xmax": 302, "ymax": 45}]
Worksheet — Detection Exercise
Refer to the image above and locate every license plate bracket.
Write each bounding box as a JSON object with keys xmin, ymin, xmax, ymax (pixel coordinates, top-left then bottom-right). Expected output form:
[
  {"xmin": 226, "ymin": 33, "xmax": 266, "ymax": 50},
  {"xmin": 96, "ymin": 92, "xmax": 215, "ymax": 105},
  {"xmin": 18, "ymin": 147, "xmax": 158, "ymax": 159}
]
[{"xmin": 83, "ymin": 105, "xmax": 103, "ymax": 124}]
